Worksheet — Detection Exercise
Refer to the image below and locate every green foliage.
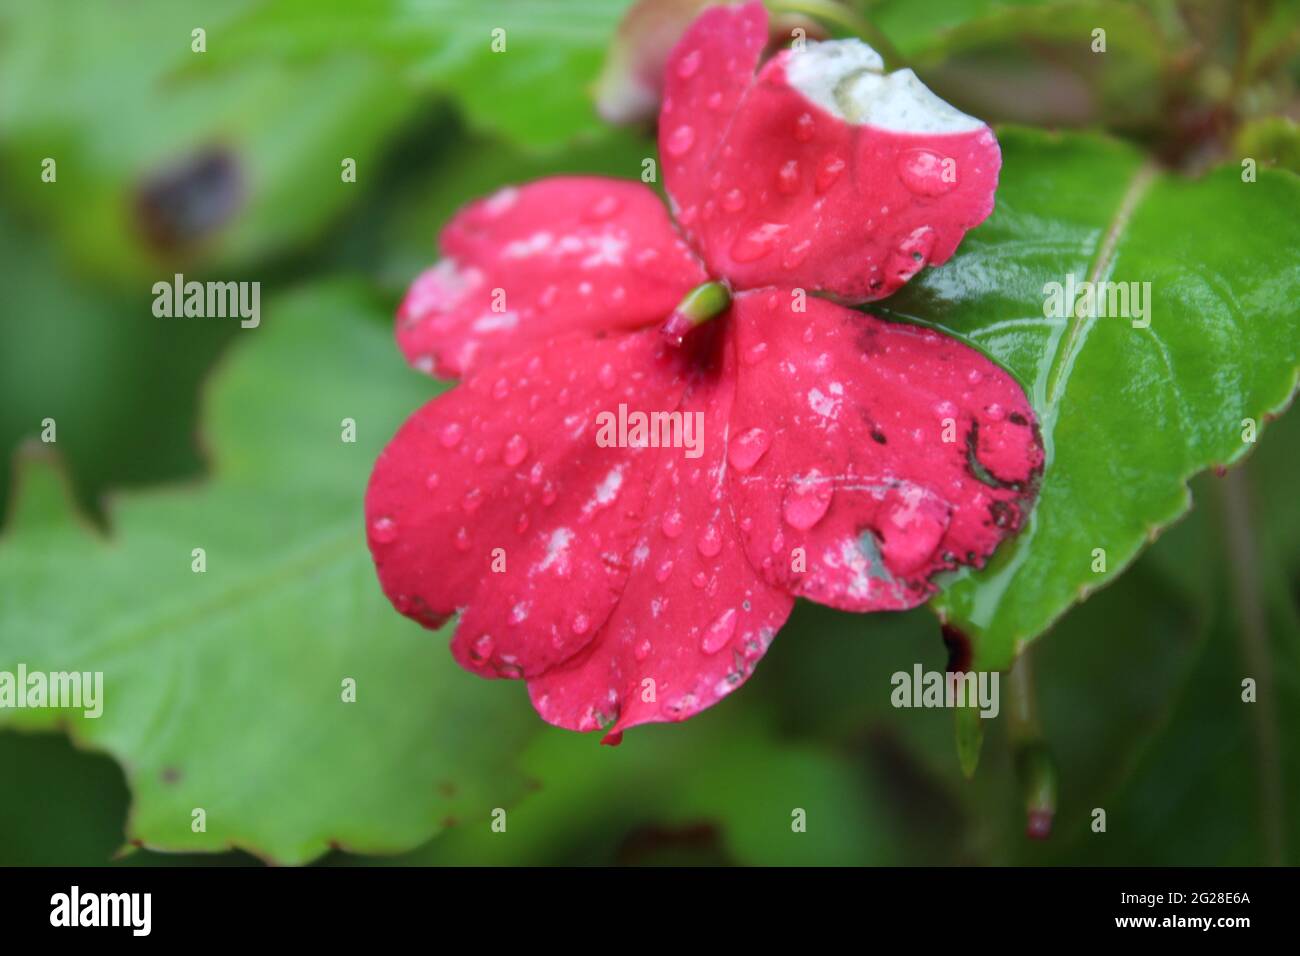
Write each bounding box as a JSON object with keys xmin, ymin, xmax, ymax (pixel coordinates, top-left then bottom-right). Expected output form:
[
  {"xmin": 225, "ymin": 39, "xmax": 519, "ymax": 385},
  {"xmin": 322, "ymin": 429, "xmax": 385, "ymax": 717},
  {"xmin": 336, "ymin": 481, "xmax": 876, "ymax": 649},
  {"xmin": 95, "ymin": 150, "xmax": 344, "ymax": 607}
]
[
  {"xmin": 882, "ymin": 129, "xmax": 1300, "ymax": 669},
  {"xmin": 0, "ymin": 285, "xmax": 537, "ymax": 863},
  {"xmin": 1, "ymin": 0, "xmax": 1297, "ymax": 866}
]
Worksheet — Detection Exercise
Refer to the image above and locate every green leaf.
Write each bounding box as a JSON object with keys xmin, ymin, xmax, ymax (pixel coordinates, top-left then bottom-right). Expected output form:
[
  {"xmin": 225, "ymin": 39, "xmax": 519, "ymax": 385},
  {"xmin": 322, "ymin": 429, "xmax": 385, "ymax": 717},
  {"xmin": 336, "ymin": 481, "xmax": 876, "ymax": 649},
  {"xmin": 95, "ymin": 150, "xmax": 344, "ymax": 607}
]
[
  {"xmin": 0, "ymin": 281, "xmax": 538, "ymax": 864},
  {"xmin": 880, "ymin": 127, "xmax": 1300, "ymax": 669},
  {"xmin": 0, "ymin": 0, "xmax": 418, "ymax": 281},
  {"xmin": 212, "ymin": 0, "xmax": 634, "ymax": 149},
  {"xmin": 384, "ymin": 709, "xmax": 898, "ymax": 866},
  {"xmin": 0, "ymin": 211, "xmax": 227, "ymax": 518}
]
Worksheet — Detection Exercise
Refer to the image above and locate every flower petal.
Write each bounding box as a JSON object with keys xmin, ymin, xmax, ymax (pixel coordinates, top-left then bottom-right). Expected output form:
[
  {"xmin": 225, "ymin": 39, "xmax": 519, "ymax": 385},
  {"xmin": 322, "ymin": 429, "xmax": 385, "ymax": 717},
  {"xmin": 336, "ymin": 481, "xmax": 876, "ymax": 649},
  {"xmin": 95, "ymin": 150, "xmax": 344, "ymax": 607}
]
[
  {"xmin": 527, "ymin": 331, "xmax": 792, "ymax": 737},
  {"xmin": 367, "ymin": 329, "xmax": 694, "ymax": 679},
  {"xmin": 658, "ymin": 0, "xmax": 768, "ymax": 241},
  {"xmin": 677, "ymin": 34, "xmax": 1000, "ymax": 301},
  {"xmin": 398, "ymin": 177, "xmax": 707, "ymax": 378},
  {"xmin": 727, "ymin": 291, "xmax": 1043, "ymax": 611}
]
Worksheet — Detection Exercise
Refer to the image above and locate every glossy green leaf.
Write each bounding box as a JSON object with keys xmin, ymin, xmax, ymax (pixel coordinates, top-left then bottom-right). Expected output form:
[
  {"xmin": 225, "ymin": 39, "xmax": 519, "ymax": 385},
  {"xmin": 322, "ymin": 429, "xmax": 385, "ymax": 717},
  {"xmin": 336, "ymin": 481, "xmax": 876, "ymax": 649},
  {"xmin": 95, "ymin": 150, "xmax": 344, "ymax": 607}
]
[
  {"xmin": 0, "ymin": 281, "xmax": 538, "ymax": 864},
  {"xmin": 880, "ymin": 127, "xmax": 1300, "ymax": 669}
]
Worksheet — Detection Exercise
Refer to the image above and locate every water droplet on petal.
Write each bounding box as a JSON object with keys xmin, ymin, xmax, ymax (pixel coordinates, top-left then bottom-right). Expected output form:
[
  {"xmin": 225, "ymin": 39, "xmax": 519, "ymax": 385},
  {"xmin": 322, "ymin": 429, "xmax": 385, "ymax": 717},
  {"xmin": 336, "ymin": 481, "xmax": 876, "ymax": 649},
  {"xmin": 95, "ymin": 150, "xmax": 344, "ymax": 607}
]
[
  {"xmin": 655, "ymin": 559, "xmax": 674, "ymax": 583},
  {"xmin": 782, "ymin": 469, "xmax": 834, "ymax": 530},
  {"xmin": 731, "ymin": 223, "xmax": 786, "ymax": 262},
  {"xmin": 877, "ymin": 485, "xmax": 950, "ymax": 575},
  {"xmin": 676, "ymin": 48, "xmax": 701, "ymax": 79},
  {"xmin": 492, "ymin": 377, "xmax": 510, "ymax": 400},
  {"xmin": 897, "ymin": 148, "xmax": 956, "ymax": 197},
  {"xmin": 722, "ymin": 188, "xmax": 746, "ymax": 212},
  {"xmin": 697, "ymin": 523, "xmax": 723, "ymax": 557},
  {"xmin": 782, "ymin": 239, "xmax": 812, "ymax": 270},
  {"xmin": 728, "ymin": 427, "xmax": 771, "ymax": 472},
  {"xmin": 701, "ymin": 608, "xmax": 738, "ymax": 654},
  {"xmin": 815, "ymin": 154, "xmax": 846, "ymax": 194},
  {"xmin": 440, "ymin": 422, "xmax": 464, "ymax": 448},
  {"xmin": 472, "ymin": 633, "xmax": 495, "ymax": 662},
  {"xmin": 794, "ymin": 112, "xmax": 816, "ymax": 142},
  {"xmin": 666, "ymin": 125, "xmax": 696, "ymax": 157},
  {"xmin": 587, "ymin": 194, "xmax": 621, "ymax": 219},
  {"xmin": 503, "ymin": 433, "xmax": 529, "ymax": 467},
  {"xmin": 455, "ymin": 526, "xmax": 472, "ymax": 551},
  {"xmin": 706, "ymin": 91, "xmax": 724, "ymax": 110},
  {"xmin": 661, "ymin": 511, "xmax": 685, "ymax": 538},
  {"xmin": 743, "ymin": 341, "xmax": 769, "ymax": 365},
  {"xmin": 598, "ymin": 363, "xmax": 617, "ymax": 388},
  {"xmin": 634, "ymin": 638, "xmax": 652, "ymax": 662},
  {"xmin": 462, "ymin": 487, "xmax": 484, "ymax": 514},
  {"xmin": 571, "ymin": 612, "xmax": 590, "ymax": 635},
  {"xmin": 777, "ymin": 159, "xmax": 800, "ymax": 194},
  {"xmin": 371, "ymin": 516, "xmax": 398, "ymax": 543}
]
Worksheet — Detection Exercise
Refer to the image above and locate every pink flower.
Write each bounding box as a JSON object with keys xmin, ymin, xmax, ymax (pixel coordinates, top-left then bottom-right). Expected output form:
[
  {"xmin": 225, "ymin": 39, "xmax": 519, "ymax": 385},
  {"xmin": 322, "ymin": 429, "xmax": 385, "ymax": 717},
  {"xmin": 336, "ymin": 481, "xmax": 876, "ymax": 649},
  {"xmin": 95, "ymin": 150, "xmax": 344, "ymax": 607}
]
[{"xmin": 366, "ymin": 2, "xmax": 1043, "ymax": 741}]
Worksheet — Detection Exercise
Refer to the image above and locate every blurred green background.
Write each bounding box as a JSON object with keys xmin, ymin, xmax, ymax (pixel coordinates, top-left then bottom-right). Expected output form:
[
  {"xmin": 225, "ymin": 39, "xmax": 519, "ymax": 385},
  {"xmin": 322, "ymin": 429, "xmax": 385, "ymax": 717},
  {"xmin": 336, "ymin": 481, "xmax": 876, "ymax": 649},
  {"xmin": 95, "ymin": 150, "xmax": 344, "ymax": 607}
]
[{"xmin": 1, "ymin": 0, "xmax": 1297, "ymax": 866}]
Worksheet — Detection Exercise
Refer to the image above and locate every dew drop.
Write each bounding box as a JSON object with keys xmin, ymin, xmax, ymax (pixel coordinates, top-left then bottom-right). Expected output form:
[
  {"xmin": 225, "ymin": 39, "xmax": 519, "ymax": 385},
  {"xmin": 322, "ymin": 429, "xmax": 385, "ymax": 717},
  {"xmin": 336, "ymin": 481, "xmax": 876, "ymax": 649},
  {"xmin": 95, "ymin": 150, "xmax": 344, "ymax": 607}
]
[
  {"xmin": 571, "ymin": 612, "xmax": 590, "ymax": 635},
  {"xmin": 588, "ymin": 194, "xmax": 621, "ymax": 219},
  {"xmin": 455, "ymin": 526, "xmax": 472, "ymax": 551},
  {"xmin": 897, "ymin": 148, "xmax": 956, "ymax": 197},
  {"xmin": 815, "ymin": 154, "xmax": 846, "ymax": 194},
  {"xmin": 634, "ymin": 638, "xmax": 652, "ymax": 662},
  {"xmin": 728, "ymin": 427, "xmax": 771, "ymax": 472},
  {"xmin": 782, "ymin": 239, "xmax": 812, "ymax": 270},
  {"xmin": 472, "ymin": 633, "xmax": 495, "ymax": 662},
  {"xmin": 598, "ymin": 363, "xmax": 617, "ymax": 388},
  {"xmin": 731, "ymin": 223, "xmax": 785, "ymax": 262},
  {"xmin": 370, "ymin": 516, "xmax": 398, "ymax": 544},
  {"xmin": 794, "ymin": 112, "xmax": 816, "ymax": 142},
  {"xmin": 676, "ymin": 48, "xmax": 702, "ymax": 79},
  {"xmin": 666, "ymin": 125, "xmax": 696, "ymax": 157},
  {"xmin": 502, "ymin": 433, "xmax": 529, "ymax": 467},
  {"xmin": 722, "ymin": 188, "xmax": 746, "ymax": 212},
  {"xmin": 439, "ymin": 422, "xmax": 464, "ymax": 448},
  {"xmin": 492, "ymin": 377, "xmax": 510, "ymax": 400},
  {"xmin": 701, "ymin": 608, "xmax": 738, "ymax": 654},
  {"xmin": 655, "ymin": 559, "xmax": 675, "ymax": 583},
  {"xmin": 782, "ymin": 469, "xmax": 834, "ymax": 530},
  {"xmin": 743, "ymin": 341, "xmax": 769, "ymax": 365},
  {"xmin": 661, "ymin": 510, "xmax": 685, "ymax": 538},
  {"xmin": 777, "ymin": 159, "xmax": 800, "ymax": 194},
  {"xmin": 697, "ymin": 523, "xmax": 723, "ymax": 558}
]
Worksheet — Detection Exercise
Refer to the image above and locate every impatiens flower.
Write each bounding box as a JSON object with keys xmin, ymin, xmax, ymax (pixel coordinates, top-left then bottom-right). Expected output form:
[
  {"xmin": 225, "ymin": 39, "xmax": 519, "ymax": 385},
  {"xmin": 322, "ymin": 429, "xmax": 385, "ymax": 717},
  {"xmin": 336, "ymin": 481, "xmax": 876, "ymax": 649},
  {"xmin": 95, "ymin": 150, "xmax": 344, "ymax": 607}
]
[{"xmin": 366, "ymin": 1, "xmax": 1044, "ymax": 741}]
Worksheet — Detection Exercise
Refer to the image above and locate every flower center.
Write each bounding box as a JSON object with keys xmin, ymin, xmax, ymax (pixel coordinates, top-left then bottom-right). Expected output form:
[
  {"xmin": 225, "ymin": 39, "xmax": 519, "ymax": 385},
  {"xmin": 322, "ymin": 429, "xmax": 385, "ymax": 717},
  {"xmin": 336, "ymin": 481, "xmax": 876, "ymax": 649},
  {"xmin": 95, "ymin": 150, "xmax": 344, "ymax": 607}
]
[{"xmin": 662, "ymin": 280, "xmax": 731, "ymax": 346}]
